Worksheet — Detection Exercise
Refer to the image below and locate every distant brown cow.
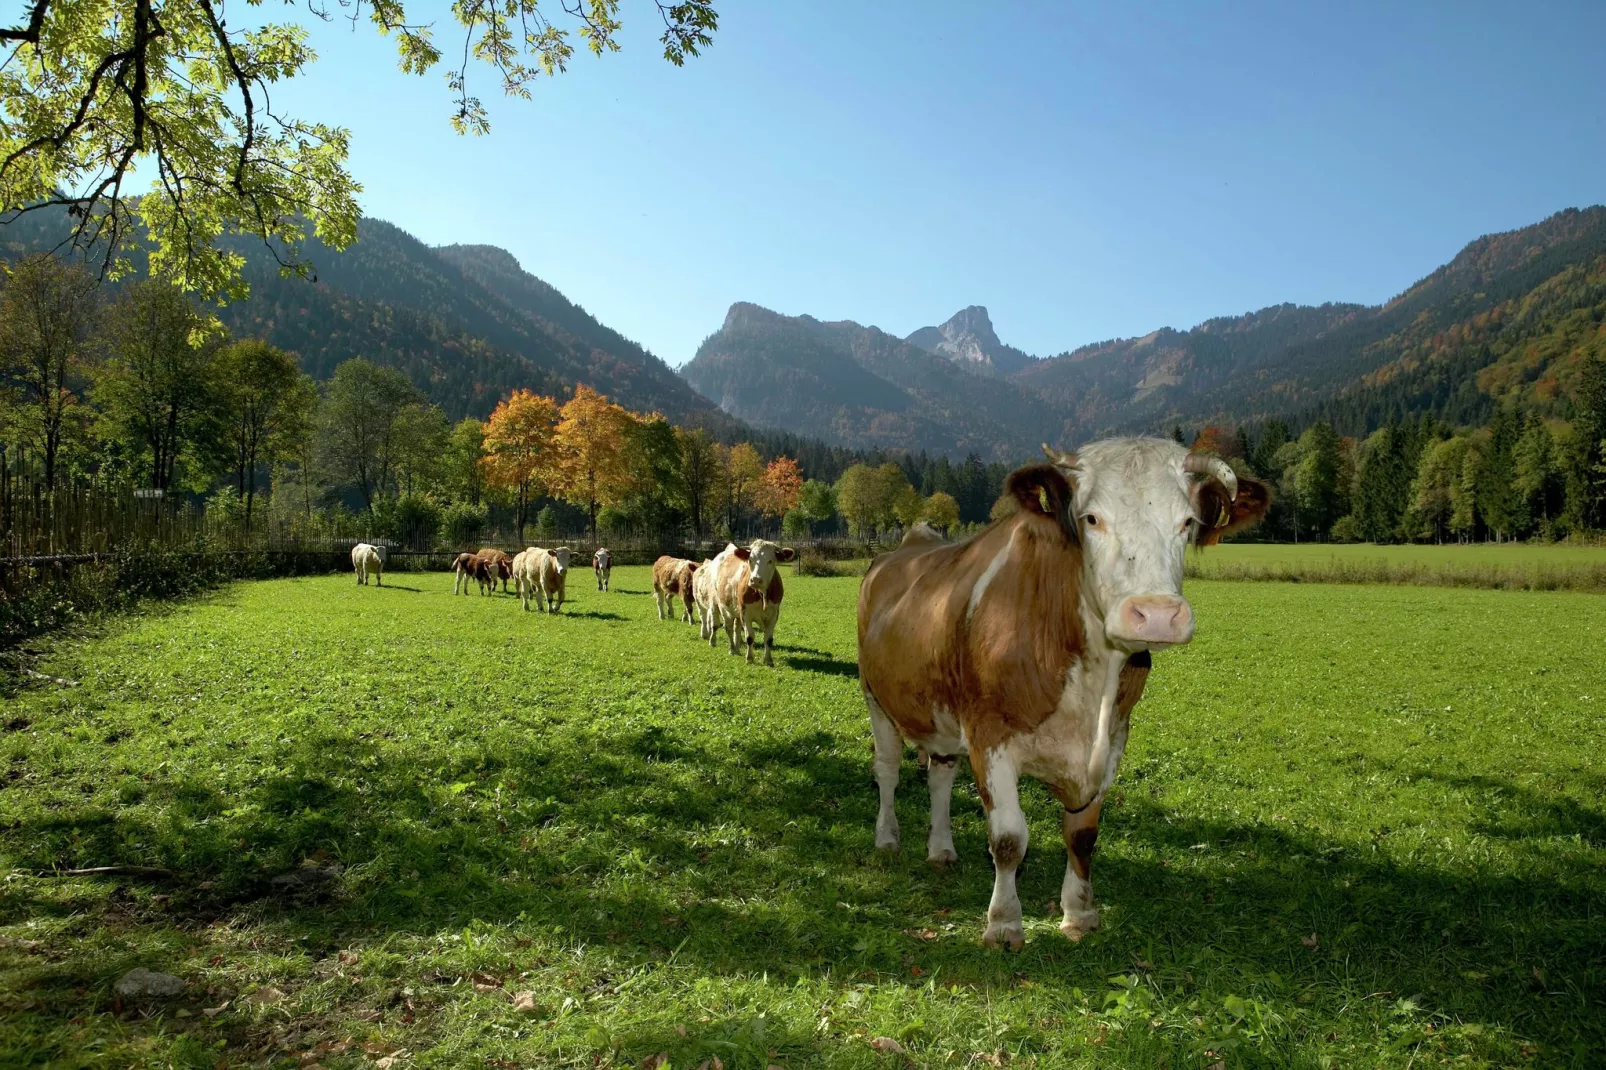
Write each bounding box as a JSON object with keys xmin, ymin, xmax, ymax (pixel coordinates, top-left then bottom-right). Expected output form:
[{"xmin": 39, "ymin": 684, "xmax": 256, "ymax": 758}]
[
  {"xmin": 857, "ymin": 438, "xmax": 1269, "ymax": 948},
  {"xmin": 652, "ymin": 556, "xmax": 700, "ymax": 623},
  {"xmin": 452, "ymin": 552, "xmax": 492, "ymax": 595},
  {"xmin": 477, "ymin": 548, "xmax": 512, "ymax": 594},
  {"xmin": 710, "ymin": 540, "xmax": 796, "ymax": 666}
]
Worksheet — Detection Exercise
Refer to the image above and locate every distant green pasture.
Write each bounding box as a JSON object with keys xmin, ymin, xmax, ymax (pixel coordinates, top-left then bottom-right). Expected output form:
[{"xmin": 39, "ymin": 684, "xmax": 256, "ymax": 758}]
[
  {"xmin": 1190, "ymin": 540, "xmax": 1606, "ymax": 591},
  {"xmin": 1, "ymin": 569, "xmax": 1602, "ymax": 1067}
]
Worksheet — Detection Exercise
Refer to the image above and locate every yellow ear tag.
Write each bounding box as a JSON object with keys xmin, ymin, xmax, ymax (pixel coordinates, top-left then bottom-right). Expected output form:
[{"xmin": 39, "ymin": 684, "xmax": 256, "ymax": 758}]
[
  {"xmin": 1038, "ymin": 486, "xmax": 1051, "ymax": 514},
  {"xmin": 1216, "ymin": 503, "xmax": 1230, "ymax": 527}
]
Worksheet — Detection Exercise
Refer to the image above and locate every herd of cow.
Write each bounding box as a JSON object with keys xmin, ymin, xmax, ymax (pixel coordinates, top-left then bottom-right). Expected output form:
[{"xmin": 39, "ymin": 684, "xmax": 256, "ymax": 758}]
[{"xmin": 352, "ymin": 437, "xmax": 1271, "ymax": 947}]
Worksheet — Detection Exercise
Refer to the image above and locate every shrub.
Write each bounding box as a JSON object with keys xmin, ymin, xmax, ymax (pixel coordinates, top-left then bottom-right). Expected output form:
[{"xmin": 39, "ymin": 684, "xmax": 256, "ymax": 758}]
[
  {"xmin": 441, "ymin": 500, "xmax": 489, "ymax": 547},
  {"xmin": 1329, "ymin": 515, "xmax": 1363, "ymax": 543}
]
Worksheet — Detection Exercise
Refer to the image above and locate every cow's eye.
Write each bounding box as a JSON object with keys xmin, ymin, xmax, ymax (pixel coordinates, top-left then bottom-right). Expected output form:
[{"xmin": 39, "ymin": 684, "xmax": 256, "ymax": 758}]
[{"xmin": 1083, "ymin": 514, "xmax": 1100, "ymax": 528}]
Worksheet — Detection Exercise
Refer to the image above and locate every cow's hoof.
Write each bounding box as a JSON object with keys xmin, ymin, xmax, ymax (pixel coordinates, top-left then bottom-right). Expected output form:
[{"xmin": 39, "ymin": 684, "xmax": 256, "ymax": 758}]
[
  {"xmin": 982, "ymin": 921, "xmax": 1025, "ymax": 951},
  {"xmin": 926, "ymin": 847, "xmax": 958, "ymax": 868},
  {"xmin": 874, "ymin": 819, "xmax": 900, "ymax": 852},
  {"xmin": 763, "ymin": 657, "xmax": 775, "ymax": 668},
  {"xmin": 1059, "ymin": 909, "xmax": 1100, "ymax": 941}
]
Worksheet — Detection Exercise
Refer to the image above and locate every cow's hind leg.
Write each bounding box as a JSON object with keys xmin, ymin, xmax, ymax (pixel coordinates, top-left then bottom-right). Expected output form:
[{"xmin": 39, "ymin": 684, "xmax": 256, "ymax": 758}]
[
  {"xmin": 926, "ymin": 754, "xmax": 960, "ymax": 866},
  {"xmin": 866, "ymin": 689, "xmax": 901, "ymax": 851},
  {"xmin": 1060, "ymin": 800, "xmax": 1103, "ymax": 940},
  {"xmin": 975, "ymin": 747, "xmax": 1027, "ymax": 950}
]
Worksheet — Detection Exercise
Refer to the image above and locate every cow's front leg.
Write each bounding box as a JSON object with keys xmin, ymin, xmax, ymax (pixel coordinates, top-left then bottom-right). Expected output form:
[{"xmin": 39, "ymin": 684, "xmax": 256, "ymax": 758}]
[
  {"xmin": 760, "ymin": 605, "xmax": 779, "ymax": 667},
  {"xmin": 975, "ymin": 747, "xmax": 1027, "ymax": 949},
  {"xmin": 926, "ymin": 753, "xmax": 959, "ymax": 866},
  {"xmin": 1060, "ymin": 800, "xmax": 1103, "ymax": 939},
  {"xmin": 741, "ymin": 605, "xmax": 757, "ymax": 664}
]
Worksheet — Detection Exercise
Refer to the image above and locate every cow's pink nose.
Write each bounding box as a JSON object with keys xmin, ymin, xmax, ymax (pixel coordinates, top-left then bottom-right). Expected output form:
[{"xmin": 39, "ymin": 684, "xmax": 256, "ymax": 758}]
[{"xmin": 1108, "ymin": 595, "xmax": 1194, "ymax": 647}]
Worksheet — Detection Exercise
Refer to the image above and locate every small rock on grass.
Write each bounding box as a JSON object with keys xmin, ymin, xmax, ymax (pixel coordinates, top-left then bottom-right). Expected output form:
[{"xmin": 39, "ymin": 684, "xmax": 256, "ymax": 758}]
[{"xmin": 115, "ymin": 968, "xmax": 186, "ymax": 998}]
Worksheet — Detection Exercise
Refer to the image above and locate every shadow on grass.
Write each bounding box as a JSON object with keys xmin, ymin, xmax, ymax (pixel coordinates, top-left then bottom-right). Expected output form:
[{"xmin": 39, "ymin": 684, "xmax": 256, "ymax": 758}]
[
  {"xmin": 374, "ymin": 584, "xmax": 422, "ymax": 593},
  {"xmin": 782, "ymin": 654, "xmax": 859, "ymax": 678},
  {"xmin": 5, "ymin": 722, "xmax": 1603, "ymax": 1063}
]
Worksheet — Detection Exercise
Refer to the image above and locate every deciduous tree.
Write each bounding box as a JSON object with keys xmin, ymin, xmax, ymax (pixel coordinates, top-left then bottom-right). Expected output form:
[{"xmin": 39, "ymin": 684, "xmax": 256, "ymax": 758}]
[
  {"xmin": 0, "ymin": 254, "xmax": 98, "ymax": 490},
  {"xmin": 1, "ymin": 0, "xmax": 718, "ymax": 301},
  {"xmin": 214, "ymin": 339, "xmax": 314, "ymax": 531},
  {"xmin": 97, "ymin": 280, "xmax": 219, "ymax": 493},
  {"xmin": 674, "ymin": 426, "xmax": 719, "ymax": 539},
  {"xmin": 551, "ymin": 384, "xmax": 632, "ymax": 541},
  {"xmin": 316, "ymin": 358, "xmax": 424, "ymax": 512},
  {"xmin": 921, "ymin": 490, "xmax": 960, "ymax": 532},
  {"xmin": 755, "ymin": 456, "xmax": 803, "ymax": 520},
  {"xmin": 481, "ymin": 389, "xmax": 558, "ymax": 543}
]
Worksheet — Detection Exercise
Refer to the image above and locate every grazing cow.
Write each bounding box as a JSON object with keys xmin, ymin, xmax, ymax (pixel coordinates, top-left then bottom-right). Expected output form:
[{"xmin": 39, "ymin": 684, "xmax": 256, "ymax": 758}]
[
  {"xmin": 857, "ymin": 439, "xmax": 1270, "ymax": 948},
  {"xmin": 652, "ymin": 556, "xmax": 701, "ymax": 623},
  {"xmin": 693, "ymin": 555, "xmax": 721, "ymax": 644},
  {"xmin": 529, "ymin": 546, "xmax": 573, "ymax": 612},
  {"xmin": 352, "ymin": 543, "xmax": 384, "ymax": 586},
  {"xmin": 593, "ymin": 548, "xmax": 612, "ymax": 592},
  {"xmin": 711, "ymin": 540, "xmax": 796, "ymax": 666}
]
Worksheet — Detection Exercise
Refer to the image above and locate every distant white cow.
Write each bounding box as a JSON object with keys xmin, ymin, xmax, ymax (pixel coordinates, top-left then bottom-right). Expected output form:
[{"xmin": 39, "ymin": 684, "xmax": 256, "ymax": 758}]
[
  {"xmin": 593, "ymin": 548, "xmax": 612, "ymax": 592},
  {"xmin": 530, "ymin": 546, "xmax": 573, "ymax": 613},
  {"xmin": 352, "ymin": 543, "xmax": 384, "ymax": 586}
]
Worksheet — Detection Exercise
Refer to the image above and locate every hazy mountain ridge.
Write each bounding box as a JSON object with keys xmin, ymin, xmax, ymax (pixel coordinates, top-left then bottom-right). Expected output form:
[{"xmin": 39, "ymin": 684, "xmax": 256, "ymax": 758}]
[{"xmin": 905, "ymin": 305, "xmax": 1035, "ymax": 376}]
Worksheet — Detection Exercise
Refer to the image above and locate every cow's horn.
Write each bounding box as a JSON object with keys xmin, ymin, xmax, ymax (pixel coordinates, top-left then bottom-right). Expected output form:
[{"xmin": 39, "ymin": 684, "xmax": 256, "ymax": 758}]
[
  {"xmin": 1184, "ymin": 452, "xmax": 1238, "ymax": 501},
  {"xmin": 1041, "ymin": 443, "xmax": 1078, "ymax": 468}
]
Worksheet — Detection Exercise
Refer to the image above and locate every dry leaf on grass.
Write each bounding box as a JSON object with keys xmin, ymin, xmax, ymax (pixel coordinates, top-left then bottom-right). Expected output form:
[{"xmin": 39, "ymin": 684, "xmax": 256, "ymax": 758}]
[
  {"xmin": 695, "ymin": 1058, "xmax": 724, "ymax": 1070},
  {"xmin": 1301, "ymin": 933, "xmax": 1319, "ymax": 949},
  {"xmin": 869, "ymin": 1036, "xmax": 906, "ymax": 1054},
  {"xmin": 639, "ymin": 1054, "xmax": 669, "ymax": 1070},
  {"xmin": 511, "ymin": 991, "xmax": 540, "ymax": 1013},
  {"xmin": 245, "ymin": 986, "xmax": 286, "ymax": 1005}
]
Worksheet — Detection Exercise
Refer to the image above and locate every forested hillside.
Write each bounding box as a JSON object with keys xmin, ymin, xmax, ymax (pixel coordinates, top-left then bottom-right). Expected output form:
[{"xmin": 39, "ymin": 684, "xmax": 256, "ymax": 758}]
[{"xmin": 0, "ymin": 211, "xmax": 735, "ymax": 429}]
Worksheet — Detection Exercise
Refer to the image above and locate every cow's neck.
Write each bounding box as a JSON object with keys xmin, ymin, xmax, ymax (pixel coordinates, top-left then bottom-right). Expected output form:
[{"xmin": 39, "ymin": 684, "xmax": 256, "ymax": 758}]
[{"xmin": 1073, "ymin": 594, "xmax": 1134, "ymax": 804}]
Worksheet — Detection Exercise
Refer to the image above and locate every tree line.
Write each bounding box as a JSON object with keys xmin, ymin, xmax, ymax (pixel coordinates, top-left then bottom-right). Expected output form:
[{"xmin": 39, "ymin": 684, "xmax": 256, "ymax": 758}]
[
  {"xmin": 0, "ymin": 256, "xmax": 1013, "ymax": 551},
  {"xmin": 1183, "ymin": 359, "xmax": 1606, "ymax": 544}
]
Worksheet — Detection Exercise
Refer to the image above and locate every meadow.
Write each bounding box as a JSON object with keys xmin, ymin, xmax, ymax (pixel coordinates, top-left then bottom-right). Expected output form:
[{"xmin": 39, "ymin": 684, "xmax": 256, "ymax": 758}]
[
  {"xmin": 1185, "ymin": 541, "xmax": 1606, "ymax": 591},
  {"xmin": 1, "ymin": 566, "xmax": 1603, "ymax": 1068}
]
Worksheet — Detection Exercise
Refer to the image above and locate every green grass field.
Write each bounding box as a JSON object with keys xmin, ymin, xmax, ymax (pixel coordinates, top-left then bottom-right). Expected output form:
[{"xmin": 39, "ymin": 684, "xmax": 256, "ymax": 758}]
[
  {"xmin": 2, "ymin": 568, "xmax": 1603, "ymax": 1068},
  {"xmin": 1187, "ymin": 542, "xmax": 1606, "ymax": 591}
]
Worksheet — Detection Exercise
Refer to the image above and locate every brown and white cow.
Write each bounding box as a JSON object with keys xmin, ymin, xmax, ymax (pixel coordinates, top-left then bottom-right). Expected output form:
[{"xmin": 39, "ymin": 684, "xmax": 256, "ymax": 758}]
[
  {"xmin": 857, "ymin": 438, "xmax": 1270, "ymax": 948},
  {"xmin": 452, "ymin": 551, "xmax": 494, "ymax": 595},
  {"xmin": 477, "ymin": 548, "xmax": 513, "ymax": 594},
  {"xmin": 711, "ymin": 540, "xmax": 797, "ymax": 666},
  {"xmin": 593, "ymin": 548, "xmax": 612, "ymax": 592},
  {"xmin": 652, "ymin": 556, "xmax": 700, "ymax": 623}
]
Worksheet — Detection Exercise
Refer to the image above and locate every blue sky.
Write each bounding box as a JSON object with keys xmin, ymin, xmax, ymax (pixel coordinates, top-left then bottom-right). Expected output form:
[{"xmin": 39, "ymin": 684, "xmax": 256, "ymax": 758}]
[{"xmin": 272, "ymin": 1, "xmax": 1606, "ymax": 367}]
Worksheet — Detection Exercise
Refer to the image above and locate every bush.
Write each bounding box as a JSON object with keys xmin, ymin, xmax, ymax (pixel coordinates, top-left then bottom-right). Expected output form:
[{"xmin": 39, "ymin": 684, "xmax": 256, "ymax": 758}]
[
  {"xmin": 1329, "ymin": 515, "xmax": 1363, "ymax": 543},
  {"xmin": 782, "ymin": 508, "xmax": 811, "ymax": 538},
  {"xmin": 375, "ymin": 493, "xmax": 442, "ymax": 551},
  {"xmin": 441, "ymin": 500, "xmax": 489, "ymax": 547},
  {"xmin": 794, "ymin": 549, "xmax": 851, "ymax": 577}
]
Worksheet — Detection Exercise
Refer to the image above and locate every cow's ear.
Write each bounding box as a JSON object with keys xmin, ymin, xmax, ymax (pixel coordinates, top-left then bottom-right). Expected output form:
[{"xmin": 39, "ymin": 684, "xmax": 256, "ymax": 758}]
[
  {"xmin": 1006, "ymin": 463, "xmax": 1077, "ymax": 543},
  {"xmin": 777, "ymin": 547, "xmax": 796, "ymax": 562},
  {"xmin": 733, "ymin": 547, "xmax": 752, "ymax": 561},
  {"xmin": 1192, "ymin": 474, "xmax": 1273, "ymax": 546},
  {"xmin": 686, "ymin": 562, "xmax": 698, "ymax": 572}
]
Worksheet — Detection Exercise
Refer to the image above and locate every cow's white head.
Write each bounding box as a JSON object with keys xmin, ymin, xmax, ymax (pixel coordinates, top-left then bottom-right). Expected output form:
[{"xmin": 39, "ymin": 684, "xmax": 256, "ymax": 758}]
[
  {"xmin": 1037, "ymin": 438, "xmax": 1270, "ymax": 651},
  {"xmin": 594, "ymin": 549, "xmax": 611, "ymax": 568},
  {"xmin": 733, "ymin": 539, "xmax": 796, "ymax": 592},
  {"xmin": 550, "ymin": 546, "xmax": 573, "ymax": 575}
]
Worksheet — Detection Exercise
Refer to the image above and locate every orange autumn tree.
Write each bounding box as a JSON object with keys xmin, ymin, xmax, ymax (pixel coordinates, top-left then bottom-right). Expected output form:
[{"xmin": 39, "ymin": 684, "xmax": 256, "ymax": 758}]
[
  {"xmin": 551, "ymin": 384, "xmax": 635, "ymax": 540},
  {"xmin": 717, "ymin": 442, "xmax": 766, "ymax": 535},
  {"xmin": 480, "ymin": 389, "xmax": 559, "ymax": 543},
  {"xmin": 755, "ymin": 456, "xmax": 804, "ymax": 523}
]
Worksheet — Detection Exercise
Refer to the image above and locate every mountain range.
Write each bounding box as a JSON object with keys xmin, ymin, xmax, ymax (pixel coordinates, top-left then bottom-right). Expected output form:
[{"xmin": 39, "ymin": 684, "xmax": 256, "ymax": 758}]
[
  {"xmin": 682, "ymin": 206, "xmax": 1606, "ymax": 458},
  {"xmin": 5, "ymin": 204, "xmax": 1603, "ymax": 465}
]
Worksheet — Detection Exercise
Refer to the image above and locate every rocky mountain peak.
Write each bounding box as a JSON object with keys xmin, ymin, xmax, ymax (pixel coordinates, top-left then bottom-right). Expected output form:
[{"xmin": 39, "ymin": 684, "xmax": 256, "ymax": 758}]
[{"xmin": 906, "ymin": 305, "xmax": 1033, "ymax": 376}]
